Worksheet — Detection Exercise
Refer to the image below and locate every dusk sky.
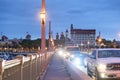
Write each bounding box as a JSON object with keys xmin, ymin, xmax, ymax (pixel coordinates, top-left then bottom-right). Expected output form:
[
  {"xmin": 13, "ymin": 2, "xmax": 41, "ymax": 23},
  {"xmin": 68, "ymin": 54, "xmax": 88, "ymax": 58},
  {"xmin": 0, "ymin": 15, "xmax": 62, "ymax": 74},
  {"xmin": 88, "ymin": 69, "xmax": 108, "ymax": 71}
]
[{"xmin": 0, "ymin": 0, "xmax": 120, "ymax": 40}]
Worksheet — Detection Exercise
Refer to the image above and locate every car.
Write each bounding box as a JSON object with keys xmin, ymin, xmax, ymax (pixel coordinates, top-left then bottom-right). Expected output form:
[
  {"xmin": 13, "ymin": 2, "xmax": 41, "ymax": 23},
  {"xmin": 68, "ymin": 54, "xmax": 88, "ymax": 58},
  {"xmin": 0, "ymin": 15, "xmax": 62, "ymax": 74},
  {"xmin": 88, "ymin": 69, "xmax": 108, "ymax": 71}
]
[
  {"xmin": 65, "ymin": 46, "xmax": 87, "ymax": 66},
  {"xmin": 69, "ymin": 51, "xmax": 82, "ymax": 65},
  {"xmin": 86, "ymin": 48, "xmax": 120, "ymax": 80},
  {"xmin": 83, "ymin": 53, "xmax": 88, "ymax": 68}
]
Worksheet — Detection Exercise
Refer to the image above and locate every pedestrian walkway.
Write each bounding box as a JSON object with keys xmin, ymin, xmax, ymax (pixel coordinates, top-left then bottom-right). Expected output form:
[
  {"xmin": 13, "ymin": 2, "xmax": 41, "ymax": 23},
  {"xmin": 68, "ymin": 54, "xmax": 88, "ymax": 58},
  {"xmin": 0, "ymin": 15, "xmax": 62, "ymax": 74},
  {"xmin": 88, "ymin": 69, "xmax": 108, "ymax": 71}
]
[
  {"xmin": 42, "ymin": 53, "xmax": 92, "ymax": 80},
  {"xmin": 43, "ymin": 53, "xmax": 71, "ymax": 80}
]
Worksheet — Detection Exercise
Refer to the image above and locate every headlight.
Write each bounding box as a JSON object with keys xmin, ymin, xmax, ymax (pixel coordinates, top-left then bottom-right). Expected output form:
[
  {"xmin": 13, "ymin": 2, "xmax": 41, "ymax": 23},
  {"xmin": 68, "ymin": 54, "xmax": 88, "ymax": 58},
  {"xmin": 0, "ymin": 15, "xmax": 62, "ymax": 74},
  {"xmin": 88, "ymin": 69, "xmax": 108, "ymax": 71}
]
[
  {"xmin": 73, "ymin": 57, "xmax": 81, "ymax": 65},
  {"xmin": 63, "ymin": 54, "xmax": 67, "ymax": 58},
  {"xmin": 66, "ymin": 52, "xmax": 70, "ymax": 56},
  {"xmin": 70, "ymin": 54, "xmax": 74, "ymax": 58},
  {"xmin": 58, "ymin": 50, "xmax": 63, "ymax": 56},
  {"xmin": 98, "ymin": 64, "xmax": 106, "ymax": 71},
  {"xmin": 100, "ymin": 73, "xmax": 106, "ymax": 78}
]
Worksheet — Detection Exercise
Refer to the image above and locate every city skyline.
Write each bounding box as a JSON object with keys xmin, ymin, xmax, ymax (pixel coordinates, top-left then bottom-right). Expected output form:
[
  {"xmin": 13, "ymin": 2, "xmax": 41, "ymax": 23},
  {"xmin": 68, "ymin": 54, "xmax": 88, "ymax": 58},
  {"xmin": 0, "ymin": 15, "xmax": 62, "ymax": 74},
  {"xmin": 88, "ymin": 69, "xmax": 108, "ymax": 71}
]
[{"xmin": 0, "ymin": 0, "xmax": 120, "ymax": 40}]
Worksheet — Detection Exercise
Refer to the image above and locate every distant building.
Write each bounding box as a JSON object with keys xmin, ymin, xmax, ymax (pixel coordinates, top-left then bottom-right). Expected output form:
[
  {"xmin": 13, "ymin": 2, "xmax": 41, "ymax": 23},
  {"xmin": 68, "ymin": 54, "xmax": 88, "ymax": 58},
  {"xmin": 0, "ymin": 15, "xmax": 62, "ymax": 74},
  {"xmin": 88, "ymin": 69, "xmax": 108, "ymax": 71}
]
[
  {"xmin": 2, "ymin": 35, "xmax": 8, "ymax": 41},
  {"xmin": 66, "ymin": 29, "xmax": 68, "ymax": 39},
  {"xmin": 56, "ymin": 32, "xmax": 59, "ymax": 40},
  {"xmin": 116, "ymin": 41, "xmax": 120, "ymax": 47},
  {"xmin": 26, "ymin": 33, "xmax": 31, "ymax": 40},
  {"xmin": 96, "ymin": 32, "xmax": 102, "ymax": 47},
  {"xmin": 70, "ymin": 24, "xmax": 96, "ymax": 47},
  {"xmin": 60, "ymin": 32, "xmax": 65, "ymax": 41},
  {"xmin": 0, "ymin": 35, "xmax": 22, "ymax": 52},
  {"xmin": 65, "ymin": 29, "xmax": 74, "ymax": 46}
]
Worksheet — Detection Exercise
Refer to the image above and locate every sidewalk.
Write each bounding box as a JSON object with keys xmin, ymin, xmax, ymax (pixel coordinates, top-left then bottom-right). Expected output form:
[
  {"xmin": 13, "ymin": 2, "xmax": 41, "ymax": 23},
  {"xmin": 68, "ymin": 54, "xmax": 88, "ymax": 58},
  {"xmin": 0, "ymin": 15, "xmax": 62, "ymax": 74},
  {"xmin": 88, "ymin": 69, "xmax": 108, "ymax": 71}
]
[
  {"xmin": 42, "ymin": 53, "xmax": 92, "ymax": 80},
  {"xmin": 43, "ymin": 54, "xmax": 70, "ymax": 80}
]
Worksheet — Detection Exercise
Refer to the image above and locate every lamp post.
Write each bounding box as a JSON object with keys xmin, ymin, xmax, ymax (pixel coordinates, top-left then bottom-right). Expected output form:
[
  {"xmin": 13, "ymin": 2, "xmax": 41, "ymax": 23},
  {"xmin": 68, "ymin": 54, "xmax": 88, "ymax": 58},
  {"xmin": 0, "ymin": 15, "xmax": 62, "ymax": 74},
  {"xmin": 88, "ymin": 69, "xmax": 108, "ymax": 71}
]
[
  {"xmin": 98, "ymin": 38, "xmax": 102, "ymax": 48},
  {"xmin": 40, "ymin": 0, "xmax": 46, "ymax": 53},
  {"xmin": 87, "ymin": 41, "xmax": 90, "ymax": 53},
  {"xmin": 80, "ymin": 42, "xmax": 83, "ymax": 51}
]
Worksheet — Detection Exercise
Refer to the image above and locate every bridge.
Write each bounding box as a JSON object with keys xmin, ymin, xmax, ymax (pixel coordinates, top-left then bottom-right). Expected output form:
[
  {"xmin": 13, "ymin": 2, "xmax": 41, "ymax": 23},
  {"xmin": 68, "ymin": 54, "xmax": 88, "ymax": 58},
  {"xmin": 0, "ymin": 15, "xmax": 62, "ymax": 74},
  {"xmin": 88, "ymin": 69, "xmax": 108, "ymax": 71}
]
[
  {"xmin": 0, "ymin": 51, "xmax": 53, "ymax": 80},
  {"xmin": 0, "ymin": 51, "xmax": 92, "ymax": 80}
]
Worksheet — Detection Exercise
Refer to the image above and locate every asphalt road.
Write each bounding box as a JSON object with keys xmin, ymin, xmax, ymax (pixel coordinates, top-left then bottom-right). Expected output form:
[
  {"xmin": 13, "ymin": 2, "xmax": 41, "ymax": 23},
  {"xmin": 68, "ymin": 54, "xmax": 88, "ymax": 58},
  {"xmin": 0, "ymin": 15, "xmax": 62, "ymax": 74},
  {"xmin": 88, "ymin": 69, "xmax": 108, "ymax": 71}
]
[
  {"xmin": 68, "ymin": 52, "xmax": 94, "ymax": 80},
  {"xmin": 56, "ymin": 48, "xmax": 93, "ymax": 80},
  {"xmin": 75, "ymin": 63, "xmax": 95, "ymax": 80},
  {"xmin": 67, "ymin": 59, "xmax": 92, "ymax": 80}
]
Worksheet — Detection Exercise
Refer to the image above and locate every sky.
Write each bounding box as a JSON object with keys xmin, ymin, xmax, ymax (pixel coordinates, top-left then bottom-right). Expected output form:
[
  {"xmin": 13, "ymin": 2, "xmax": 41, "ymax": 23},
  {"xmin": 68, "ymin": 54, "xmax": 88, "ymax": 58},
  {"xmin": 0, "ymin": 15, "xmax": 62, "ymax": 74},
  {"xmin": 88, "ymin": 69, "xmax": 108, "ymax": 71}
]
[{"xmin": 0, "ymin": 0, "xmax": 120, "ymax": 40}]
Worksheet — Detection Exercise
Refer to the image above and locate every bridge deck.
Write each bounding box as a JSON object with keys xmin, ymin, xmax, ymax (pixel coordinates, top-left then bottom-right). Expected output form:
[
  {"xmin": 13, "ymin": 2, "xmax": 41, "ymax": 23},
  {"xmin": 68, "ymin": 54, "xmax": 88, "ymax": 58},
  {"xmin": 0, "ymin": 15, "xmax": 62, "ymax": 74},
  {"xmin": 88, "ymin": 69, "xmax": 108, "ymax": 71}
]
[{"xmin": 41, "ymin": 53, "xmax": 92, "ymax": 80}]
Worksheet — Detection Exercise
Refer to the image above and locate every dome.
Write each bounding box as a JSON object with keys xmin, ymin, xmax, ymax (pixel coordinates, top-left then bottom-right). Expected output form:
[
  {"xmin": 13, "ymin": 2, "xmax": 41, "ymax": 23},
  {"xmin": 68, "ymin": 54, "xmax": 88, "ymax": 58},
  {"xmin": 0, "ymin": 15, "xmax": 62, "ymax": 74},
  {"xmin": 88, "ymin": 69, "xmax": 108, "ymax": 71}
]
[
  {"xmin": 2, "ymin": 35, "xmax": 8, "ymax": 41},
  {"xmin": 26, "ymin": 34, "xmax": 31, "ymax": 40}
]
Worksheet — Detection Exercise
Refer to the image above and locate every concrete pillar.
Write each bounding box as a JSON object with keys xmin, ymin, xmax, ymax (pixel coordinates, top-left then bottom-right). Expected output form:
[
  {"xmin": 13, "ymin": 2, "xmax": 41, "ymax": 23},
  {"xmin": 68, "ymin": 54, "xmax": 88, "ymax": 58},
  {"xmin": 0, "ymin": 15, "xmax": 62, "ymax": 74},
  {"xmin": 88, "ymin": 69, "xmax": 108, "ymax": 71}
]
[
  {"xmin": 16, "ymin": 56, "xmax": 24, "ymax": 80},
  {"xmin": 0, "ymin": 59, "xmax": 5, "ymax": 80}
]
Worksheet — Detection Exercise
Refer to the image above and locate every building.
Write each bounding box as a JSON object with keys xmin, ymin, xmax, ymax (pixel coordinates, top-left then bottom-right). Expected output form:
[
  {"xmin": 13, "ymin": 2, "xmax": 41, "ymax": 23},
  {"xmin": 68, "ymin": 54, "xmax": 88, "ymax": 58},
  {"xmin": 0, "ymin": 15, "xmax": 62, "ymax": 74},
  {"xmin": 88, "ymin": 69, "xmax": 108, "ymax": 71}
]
[
  {"xmin": 56, "ymin": 33, "xmax": 59, "ymax": 40},
  {"xmin": 116, "ymin": 41, "xmax": 120, "ymax": 47},
  {"xmin": 1, "ymin": 35, "xmax": 8, "ymax": 41},
  {"xmin": 70, "ymin": 24, "xmax": 96, "ymax": 48},
  {"xmin": 66, "ymin": 29, "xmax": 68, "ymax": 39},
  {"xmin": 26, "ymin": 33, "xmax": 31, "ymax": 40},
  {"xmin": 65, "ymin": 29, "xmax": 74, "ymax": 46},
  {"xmin": 0, "ymin": 34, "xmax": 23, "ymax": 52},
  {"xmin": 56, "ymin": 31, "xmax": 72, "ymax": 47},
  {"xmin": 60, "ymin": 32, "xmax": 65, "ymax": 41},
  {"xmin": 96, "ymin": 32, "xmax": 102, "ymax": 48}
]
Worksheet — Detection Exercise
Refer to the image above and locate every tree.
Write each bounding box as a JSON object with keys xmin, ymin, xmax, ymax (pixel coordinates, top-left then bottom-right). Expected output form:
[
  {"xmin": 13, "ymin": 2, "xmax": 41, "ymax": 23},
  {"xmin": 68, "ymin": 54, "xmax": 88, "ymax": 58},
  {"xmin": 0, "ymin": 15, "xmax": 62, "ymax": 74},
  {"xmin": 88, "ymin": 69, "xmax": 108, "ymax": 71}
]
[{"xmin": 20, "ymin": 38, "xmax": 49, "ymax": 52}]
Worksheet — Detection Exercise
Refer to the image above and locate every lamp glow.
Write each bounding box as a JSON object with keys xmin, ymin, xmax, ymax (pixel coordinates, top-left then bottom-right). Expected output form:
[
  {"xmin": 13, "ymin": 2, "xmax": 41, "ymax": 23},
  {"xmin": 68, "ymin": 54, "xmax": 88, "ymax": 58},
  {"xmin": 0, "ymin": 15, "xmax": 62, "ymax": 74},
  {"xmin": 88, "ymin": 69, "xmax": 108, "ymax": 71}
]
[
  {"xmin": 41, "ymin": 13, "xmax": 46, "ymax": 19},
  {"xmin": 98, "ymin": 38, "xmax": 102, "ymax": 42}
]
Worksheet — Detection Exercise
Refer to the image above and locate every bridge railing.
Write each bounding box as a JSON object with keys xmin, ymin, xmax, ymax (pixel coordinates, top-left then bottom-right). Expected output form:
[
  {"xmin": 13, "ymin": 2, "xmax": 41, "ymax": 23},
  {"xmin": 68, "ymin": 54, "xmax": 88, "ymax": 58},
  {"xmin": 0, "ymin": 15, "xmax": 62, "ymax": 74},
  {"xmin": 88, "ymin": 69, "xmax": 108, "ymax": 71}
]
[{"xmin": 0, "ymin": 51, "xmax": 54, "ymax": 80}]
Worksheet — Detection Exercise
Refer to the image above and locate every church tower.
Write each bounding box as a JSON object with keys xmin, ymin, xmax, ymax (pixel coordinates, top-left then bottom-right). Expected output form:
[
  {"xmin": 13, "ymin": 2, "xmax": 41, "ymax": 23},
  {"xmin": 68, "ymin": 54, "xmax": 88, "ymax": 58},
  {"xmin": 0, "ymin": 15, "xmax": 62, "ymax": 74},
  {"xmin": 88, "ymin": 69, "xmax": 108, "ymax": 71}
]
[{"xmin": 66, "ymin": 29, "xmax": 68, "ymax": 39}]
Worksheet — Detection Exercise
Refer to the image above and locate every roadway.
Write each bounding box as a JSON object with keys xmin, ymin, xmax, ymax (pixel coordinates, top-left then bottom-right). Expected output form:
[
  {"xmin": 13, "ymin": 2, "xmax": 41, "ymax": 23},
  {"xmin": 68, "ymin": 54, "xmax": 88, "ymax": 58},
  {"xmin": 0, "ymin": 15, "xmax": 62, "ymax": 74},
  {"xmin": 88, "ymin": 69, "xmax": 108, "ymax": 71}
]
[
  {"xmin": 70, "ymin": 60, "xmax": 94, "ymax": 80},
  {"xmin": 68, "ymin": 51, "xmax": 94, "ymax": 80},
  {"xmin": 66, "ymin": 59, "xmax": 92, "ymax": 80},
  {"xmin": 43, "ymin": 52, "xmax": 92, "ymax": 80}
]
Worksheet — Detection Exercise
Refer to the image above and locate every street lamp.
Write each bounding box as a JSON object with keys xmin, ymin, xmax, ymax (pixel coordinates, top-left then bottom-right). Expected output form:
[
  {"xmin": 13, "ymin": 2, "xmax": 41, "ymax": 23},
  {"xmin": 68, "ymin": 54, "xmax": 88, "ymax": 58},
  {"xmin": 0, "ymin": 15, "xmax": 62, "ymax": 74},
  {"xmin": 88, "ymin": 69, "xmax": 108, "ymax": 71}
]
[
  {"xmin": 87, "ymin": 41, "xmax": 90, "ymax": 53},
  {"xmin": 40, "ymin": 0, "xmax": 46, "ymax": 53},
  {"xmin": 80, "ymin": 42, "xmax": 83, "ymax": 51},
  {"xmin": 40, "ymin": 13, "xmax": 46, "ymax": 24},
  {"xmin": 98, "ymin": 38, "xmax": 102, "ymax": 48}
]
